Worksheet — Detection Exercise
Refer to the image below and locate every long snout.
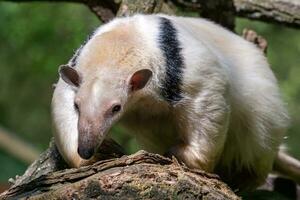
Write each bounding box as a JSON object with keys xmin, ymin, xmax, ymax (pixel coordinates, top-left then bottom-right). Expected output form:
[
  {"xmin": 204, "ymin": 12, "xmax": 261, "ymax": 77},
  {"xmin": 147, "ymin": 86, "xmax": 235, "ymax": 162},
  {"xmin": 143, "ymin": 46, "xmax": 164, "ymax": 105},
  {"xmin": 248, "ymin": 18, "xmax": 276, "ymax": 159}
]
[{"xmin": 77, "ymin": 119, "xmax": 102, "ymax": 160}]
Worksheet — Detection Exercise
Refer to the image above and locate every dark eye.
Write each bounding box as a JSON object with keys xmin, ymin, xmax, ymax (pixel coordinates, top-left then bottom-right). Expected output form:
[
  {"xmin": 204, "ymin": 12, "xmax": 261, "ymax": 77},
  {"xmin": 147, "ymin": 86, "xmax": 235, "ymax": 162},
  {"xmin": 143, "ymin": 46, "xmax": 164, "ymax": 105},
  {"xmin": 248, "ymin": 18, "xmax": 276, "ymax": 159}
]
[
  {"xmin": 74, "ymin": 102, "xmax": 79, "ymax": 111},
  {"xmin": 112, "ymin": 104, "xmax": 121, "ymax": 114}
]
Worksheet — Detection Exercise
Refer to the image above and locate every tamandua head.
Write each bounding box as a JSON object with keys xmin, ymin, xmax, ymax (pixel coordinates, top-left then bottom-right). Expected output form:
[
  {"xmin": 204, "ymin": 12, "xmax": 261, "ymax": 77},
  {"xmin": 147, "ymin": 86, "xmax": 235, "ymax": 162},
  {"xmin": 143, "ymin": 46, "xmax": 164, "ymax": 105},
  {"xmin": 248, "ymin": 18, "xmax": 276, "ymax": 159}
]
[{"xmin": 59, "ymin": 65, "xmax": 152, "ymax": 159}]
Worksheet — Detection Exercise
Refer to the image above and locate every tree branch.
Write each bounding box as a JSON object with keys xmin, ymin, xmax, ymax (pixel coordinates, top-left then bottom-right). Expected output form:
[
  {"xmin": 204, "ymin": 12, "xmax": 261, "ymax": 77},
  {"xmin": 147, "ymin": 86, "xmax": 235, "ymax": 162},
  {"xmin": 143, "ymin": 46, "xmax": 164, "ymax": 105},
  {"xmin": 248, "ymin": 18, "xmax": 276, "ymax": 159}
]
[
  {"xmin": 234, "ymin": 0, "xmax": 300, "ymax": 29},
  {"xmin": 2, "ymin": 0, "xmax": 300, "ymax": 28},
  {"xmin": 0, "ymin": 0, "xmax": 118, "ymax": 22},
  {"xmin": 5, "ymin": 138, "xmax": 124, "ymax": 187},
  {"xmin": 0, "ymin": 147, "xmax": 240, "ymax": 199},
  {"xmin": 117, "ymin": 0, "xmax": 164, "ymax": 17},
  {"xmin": 171, "ymin": 0, "xmax": 300, "ymax": 28},
  {"xmin": 0, "ymin": 126, "xmax": 40, "ymax": 164},
  {"xmin": 84, "ymin": 0, "xmax": 120, "ymax": 22}
]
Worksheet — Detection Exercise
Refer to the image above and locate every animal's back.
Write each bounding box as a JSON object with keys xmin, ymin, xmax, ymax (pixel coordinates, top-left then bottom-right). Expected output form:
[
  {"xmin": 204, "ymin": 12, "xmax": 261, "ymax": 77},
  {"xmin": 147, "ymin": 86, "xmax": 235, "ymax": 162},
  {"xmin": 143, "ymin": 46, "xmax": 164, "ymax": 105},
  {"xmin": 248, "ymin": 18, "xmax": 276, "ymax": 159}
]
[
  {"xmin": 117, "ymin": 14, "xmax": 289, "ymax": 156},
  {"xmin": 131, "ymin": 15, "xmax": 289, "ymax": 188}
]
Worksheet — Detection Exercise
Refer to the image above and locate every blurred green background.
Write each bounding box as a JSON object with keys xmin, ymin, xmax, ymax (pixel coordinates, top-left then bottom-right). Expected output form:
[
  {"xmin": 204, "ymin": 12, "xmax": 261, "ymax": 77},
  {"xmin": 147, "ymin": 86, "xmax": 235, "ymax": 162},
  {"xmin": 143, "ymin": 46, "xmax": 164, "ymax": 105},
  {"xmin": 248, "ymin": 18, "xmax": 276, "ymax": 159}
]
[{"xmin": 0, "ymin": 2, "xmax": 299, "ymax": 185}]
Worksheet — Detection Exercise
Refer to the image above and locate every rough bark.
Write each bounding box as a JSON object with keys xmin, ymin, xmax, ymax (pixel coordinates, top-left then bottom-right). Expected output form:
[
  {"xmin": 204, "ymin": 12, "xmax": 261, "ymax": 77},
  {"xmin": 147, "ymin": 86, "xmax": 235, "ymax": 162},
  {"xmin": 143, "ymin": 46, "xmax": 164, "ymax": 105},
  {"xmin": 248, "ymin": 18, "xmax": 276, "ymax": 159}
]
[
  {"xmin": 171, "ymin": 0, "xmax": 300, "ymax": 28},
  {"xmin": 234, "ymin": 0, "xmax": 300, "ymax": 28},
  {"xmin": 84, "ymin": 0, "xmax": 120, "ymax": 22},
  {"xmin": 1, "ymin": 140, "xmax": 300, "ymax": 199},
  {"xmin": 117, "ymin": 0, "xmax": 163, "ymax": 16},
  {"xmin": 198, "ymin": 0, "xmax": 236, "ymax": 30},
  {"xmin": 85, "ymin": 0, "xmax": 173, "ymax": 22},
  {"xmin": 6, "ymin": 138, "xmax": 125, "ymax": 188},
  {"xmin": 0, "ymin": 146, "xmax": 240, "ymax": 200}
]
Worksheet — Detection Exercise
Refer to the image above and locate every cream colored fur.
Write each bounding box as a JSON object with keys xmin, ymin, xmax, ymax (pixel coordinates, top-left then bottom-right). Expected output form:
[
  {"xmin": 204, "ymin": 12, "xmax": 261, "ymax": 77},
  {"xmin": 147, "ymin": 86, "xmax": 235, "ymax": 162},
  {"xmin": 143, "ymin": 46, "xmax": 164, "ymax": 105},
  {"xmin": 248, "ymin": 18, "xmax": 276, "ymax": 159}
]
[{"xmin": 52, "ymin": 14, "xmax": 289, "ymax": 190}]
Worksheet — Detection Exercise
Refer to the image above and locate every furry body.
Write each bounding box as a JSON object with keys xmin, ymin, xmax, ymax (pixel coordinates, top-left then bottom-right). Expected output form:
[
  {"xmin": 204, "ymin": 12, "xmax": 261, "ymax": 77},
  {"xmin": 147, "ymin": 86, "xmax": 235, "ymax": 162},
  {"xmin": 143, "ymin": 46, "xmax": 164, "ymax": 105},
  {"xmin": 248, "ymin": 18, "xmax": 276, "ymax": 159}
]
[{"xmin": 52, "ymin": 14, "xmax": 289, "ymax": 190}]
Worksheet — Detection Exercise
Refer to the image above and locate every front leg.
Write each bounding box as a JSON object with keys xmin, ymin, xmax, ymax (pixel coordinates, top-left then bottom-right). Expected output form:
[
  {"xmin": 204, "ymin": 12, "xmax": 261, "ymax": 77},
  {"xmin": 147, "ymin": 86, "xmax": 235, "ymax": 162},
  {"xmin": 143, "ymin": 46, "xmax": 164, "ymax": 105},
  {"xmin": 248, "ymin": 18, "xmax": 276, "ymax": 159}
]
[{"xmin": 169, "ymin": 90, "xmax": 230, "ymax": 172}]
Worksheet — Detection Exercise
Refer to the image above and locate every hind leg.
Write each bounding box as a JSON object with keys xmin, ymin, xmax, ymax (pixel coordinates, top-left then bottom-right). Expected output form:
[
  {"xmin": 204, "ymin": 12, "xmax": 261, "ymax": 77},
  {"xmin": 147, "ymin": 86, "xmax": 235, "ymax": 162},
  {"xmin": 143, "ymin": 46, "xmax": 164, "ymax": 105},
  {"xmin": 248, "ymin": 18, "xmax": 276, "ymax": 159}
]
[
  {"xmin": 215, "ymin": 163, "xmax": 270, "ymax": 191},
  {"xmin": 216, "ymin": 139, "xmax": 278, "ymax": 191}
]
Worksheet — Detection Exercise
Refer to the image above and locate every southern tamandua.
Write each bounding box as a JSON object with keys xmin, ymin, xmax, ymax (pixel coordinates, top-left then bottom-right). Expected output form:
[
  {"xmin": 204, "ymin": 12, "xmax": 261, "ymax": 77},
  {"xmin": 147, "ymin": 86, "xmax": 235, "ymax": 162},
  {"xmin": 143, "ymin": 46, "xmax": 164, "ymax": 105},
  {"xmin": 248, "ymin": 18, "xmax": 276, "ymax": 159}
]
[{"xmin": 52, "ymin": 14, "xmax": 299, "ymax": 190}]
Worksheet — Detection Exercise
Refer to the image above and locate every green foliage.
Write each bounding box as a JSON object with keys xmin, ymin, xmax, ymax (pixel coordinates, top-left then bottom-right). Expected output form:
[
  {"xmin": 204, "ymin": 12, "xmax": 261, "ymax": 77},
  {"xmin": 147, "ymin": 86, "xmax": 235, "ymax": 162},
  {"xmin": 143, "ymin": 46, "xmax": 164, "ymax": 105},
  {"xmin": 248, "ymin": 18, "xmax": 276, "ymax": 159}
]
[
  {"xmin": 0, "ymin": 2, "xmax": 100, "ymax": 181},
  {"xmin": 0, "ymin": 151, "xmax": 26, "ymax": 181},
  {"xmin": 0, "ymin": 4, "xmax": 299, "ymax": 183},
  {"xmin": 0, "ymin": 3, "xmax": 100, "ymax": 150}
]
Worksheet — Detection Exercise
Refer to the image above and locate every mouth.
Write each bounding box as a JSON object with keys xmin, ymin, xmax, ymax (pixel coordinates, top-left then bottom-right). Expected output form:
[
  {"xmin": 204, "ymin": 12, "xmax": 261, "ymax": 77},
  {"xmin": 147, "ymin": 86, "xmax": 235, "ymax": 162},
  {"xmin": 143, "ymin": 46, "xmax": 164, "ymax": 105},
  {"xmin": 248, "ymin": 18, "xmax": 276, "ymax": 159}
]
[{"xmin": 77, "ymin": 131, "xmax": 107, "ymax": 160}]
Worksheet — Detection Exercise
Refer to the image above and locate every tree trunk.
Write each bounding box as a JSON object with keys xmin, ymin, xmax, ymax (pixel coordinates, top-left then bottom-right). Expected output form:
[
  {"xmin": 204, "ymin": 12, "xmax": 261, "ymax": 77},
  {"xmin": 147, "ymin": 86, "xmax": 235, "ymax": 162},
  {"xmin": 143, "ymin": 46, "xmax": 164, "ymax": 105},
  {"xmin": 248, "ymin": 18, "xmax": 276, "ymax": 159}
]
[
  {"xmin": 172, "ymin": 0, "xmax": 300, "ymax": 28},
  {"xmin": 0, "ymin": 141, "xmax": 240, "ymax": 200}
]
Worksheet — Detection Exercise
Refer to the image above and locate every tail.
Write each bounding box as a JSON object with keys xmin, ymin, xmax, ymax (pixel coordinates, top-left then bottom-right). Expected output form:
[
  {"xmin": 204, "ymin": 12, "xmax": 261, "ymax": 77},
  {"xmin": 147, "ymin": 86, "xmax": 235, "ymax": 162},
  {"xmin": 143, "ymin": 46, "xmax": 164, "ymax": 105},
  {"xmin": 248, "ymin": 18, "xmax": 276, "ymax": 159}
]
[{"xmin": 273, "ymin": 151, "xmax": 300, "ymax": 184}]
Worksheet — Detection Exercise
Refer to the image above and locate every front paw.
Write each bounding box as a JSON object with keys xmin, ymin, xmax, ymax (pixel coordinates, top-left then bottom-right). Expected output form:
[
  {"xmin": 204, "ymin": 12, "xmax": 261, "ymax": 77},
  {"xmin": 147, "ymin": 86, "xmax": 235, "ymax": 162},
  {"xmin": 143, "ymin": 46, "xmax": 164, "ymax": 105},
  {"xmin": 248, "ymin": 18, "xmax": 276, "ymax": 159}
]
[{"xmin": 165, "ymin": 144, "xmax": 214, "ymax": 172}]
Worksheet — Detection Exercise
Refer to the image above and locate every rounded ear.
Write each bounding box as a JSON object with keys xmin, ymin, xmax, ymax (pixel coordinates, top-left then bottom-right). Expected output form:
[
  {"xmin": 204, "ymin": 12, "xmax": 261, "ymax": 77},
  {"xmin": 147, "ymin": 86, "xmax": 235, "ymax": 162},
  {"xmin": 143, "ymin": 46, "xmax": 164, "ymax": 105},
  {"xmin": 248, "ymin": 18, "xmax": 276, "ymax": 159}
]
[
  {"xmin": 59, "ymin": 65, "xmax": 81, "ymax": 87},
  {"xmin": 129, "ymin": 69, "xmax": 153, "ymax": 92}
]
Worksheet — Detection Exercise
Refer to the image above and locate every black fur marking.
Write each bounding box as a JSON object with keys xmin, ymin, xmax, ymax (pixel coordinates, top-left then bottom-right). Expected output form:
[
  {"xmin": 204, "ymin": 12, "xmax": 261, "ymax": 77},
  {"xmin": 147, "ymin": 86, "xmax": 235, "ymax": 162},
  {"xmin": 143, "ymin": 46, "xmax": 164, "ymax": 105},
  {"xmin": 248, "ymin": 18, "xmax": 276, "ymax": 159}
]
[{"xmin": 158, "ymin": 17, "xmax": 184, "ymax": 104}]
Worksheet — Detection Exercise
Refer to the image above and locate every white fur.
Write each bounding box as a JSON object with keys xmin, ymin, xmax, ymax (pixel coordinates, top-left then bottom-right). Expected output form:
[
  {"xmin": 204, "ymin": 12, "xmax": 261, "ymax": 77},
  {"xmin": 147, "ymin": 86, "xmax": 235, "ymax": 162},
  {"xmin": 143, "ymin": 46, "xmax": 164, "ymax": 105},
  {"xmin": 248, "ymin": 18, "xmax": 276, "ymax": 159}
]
[
  {"xmin": 52, "ymin": 14, "xmax": 289, "ymax": 189},
  {"xmin": 52, "ymin": 79, "xmax": 82, "ymax": 166}
]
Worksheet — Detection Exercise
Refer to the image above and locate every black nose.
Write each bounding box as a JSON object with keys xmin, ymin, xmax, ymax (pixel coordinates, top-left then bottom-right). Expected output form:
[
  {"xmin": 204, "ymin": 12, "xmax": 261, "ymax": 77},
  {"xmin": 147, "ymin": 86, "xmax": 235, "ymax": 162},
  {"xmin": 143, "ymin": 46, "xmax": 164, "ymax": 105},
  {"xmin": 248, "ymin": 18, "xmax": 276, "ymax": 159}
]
[{"xmin": 77, "ymin": 146, "xmax": 95, "ymax": 159}]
